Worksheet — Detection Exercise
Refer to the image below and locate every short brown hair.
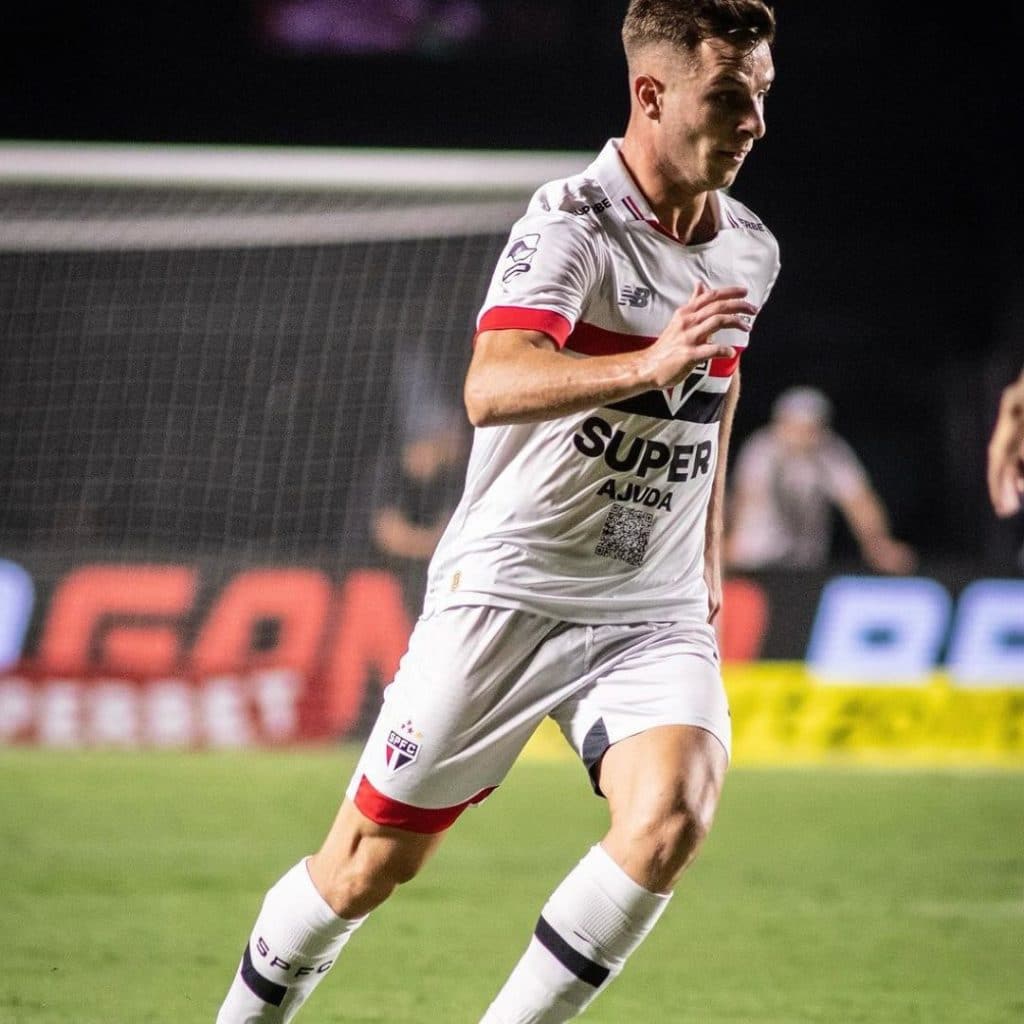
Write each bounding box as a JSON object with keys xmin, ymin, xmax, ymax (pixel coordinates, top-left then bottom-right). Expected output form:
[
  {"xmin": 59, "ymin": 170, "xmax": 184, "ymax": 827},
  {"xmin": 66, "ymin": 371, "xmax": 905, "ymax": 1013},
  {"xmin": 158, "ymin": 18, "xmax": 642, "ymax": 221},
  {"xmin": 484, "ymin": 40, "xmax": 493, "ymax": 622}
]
[{"xmin": 622, "ymin": 0, "xmax": 775, "ymax": 58}]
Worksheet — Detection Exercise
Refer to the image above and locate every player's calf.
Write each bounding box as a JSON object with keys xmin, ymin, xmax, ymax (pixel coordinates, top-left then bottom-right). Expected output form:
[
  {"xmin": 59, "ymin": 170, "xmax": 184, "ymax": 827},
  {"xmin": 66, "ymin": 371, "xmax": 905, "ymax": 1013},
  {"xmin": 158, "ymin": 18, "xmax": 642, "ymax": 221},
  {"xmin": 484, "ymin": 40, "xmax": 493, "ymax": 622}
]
[{"xmin": 216, "ymin": 800, "xmax": 443, "ymax": 1023}]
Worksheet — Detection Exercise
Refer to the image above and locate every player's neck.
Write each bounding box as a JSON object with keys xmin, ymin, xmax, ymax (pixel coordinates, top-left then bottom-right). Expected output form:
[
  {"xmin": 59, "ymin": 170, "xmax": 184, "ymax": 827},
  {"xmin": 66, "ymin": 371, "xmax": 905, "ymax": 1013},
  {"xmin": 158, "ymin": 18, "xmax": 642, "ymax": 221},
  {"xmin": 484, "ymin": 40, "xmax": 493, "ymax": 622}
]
[
  {"xmin": 658, "ymin": 193, "xmax": 715, "ymax": 245},
  {"xmin": 618, "ymin": 137, "xmax": 712, "ymax": 244}
]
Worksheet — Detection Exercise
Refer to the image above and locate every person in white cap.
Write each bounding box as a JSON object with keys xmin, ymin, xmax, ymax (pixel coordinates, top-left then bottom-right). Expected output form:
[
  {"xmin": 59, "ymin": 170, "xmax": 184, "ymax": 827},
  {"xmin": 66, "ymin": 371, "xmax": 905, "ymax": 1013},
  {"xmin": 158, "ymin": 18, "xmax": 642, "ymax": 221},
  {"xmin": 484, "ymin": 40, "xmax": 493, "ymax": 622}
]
[{"xmin": 725, "ymin": 385, "xmax": 917, "ymax": 574}]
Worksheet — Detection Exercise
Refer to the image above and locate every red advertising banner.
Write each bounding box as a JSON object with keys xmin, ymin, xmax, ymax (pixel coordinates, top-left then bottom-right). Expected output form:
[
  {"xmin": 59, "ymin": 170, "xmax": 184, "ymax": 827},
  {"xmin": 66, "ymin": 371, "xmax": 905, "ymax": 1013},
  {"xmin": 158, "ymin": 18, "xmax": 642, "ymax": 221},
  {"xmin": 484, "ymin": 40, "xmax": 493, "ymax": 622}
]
[
  {"xmin": 1, "ymin": 557, "xmax": 1021, "ymax": 749},
  {"xmin": 0, "ymin": 562, "xmax": 414, "ymax": 747}
]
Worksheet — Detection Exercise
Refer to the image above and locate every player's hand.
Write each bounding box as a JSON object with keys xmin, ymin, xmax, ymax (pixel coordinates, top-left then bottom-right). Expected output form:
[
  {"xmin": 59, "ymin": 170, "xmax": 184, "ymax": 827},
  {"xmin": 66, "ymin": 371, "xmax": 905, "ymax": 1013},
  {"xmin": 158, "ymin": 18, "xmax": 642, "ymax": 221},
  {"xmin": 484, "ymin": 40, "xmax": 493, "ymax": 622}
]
[
  {"xmin": 643, "ymin": 281, "xmax": 758, "ymax": 390},
  {"xmin": 704, "ymin": 559, "xmax": 724, "ymax": 624},
  {"xmin": 987, "ymin": 371, "xmax": 1024, "ymax": 517}
]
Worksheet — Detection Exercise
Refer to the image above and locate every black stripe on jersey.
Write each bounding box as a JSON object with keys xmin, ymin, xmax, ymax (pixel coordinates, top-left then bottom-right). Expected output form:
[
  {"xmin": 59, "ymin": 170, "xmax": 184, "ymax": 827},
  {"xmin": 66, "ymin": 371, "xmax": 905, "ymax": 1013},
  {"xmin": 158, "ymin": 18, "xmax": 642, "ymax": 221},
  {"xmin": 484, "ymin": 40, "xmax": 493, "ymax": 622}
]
[
  {"xmin": 534, "ymin": 916, "xmax": 610, "ymax": 988},
  {"xmin": 241, "ymin": 943, "xmax": 288, "ymax": 1007},
  {"xmin": 606, "ymin": 388, "xmax": 727, "ymax": 423}
]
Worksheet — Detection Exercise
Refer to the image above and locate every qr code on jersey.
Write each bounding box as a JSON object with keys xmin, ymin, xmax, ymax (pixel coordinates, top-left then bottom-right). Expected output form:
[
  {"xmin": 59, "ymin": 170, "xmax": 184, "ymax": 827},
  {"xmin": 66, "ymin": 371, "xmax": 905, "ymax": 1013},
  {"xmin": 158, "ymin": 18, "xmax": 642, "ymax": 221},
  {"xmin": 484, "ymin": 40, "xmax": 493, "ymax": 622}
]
[{"xmin": 595, "ymin": 503, "xmax": 654, "ymax": 566}]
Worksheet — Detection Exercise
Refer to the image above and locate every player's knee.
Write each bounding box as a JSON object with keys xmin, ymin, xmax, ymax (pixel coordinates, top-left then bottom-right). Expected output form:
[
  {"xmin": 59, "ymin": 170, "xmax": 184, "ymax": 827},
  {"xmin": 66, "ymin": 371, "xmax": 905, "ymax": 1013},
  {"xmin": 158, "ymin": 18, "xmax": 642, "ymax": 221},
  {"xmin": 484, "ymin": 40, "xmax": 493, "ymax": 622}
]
[
  {"xmin": 311, "ymin": 861, "xmax": 404, "ymax": 917},
  {"xmin": 652, "ymin": 806, "xmax": 709, "ymax": 870},
  {"xmin": 625, "ymin": 796, "xmax": 715, "ymax": 885}
]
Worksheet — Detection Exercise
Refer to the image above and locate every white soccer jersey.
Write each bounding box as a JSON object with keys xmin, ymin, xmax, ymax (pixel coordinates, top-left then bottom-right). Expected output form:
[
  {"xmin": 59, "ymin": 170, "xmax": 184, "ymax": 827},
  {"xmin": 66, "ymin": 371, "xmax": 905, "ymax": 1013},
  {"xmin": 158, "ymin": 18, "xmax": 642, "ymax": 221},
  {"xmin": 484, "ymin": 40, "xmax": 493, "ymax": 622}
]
[{"xmin": 424, "ymin": 138, "xmax": 781, "ymax": 624}]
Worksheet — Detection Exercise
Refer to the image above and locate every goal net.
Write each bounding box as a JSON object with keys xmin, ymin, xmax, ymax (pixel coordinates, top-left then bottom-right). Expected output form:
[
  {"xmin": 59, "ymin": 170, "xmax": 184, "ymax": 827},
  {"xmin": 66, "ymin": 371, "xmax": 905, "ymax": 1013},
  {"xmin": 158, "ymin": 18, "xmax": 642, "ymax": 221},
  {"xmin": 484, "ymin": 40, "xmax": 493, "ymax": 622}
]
[
  {"xmin": 0, "ymin": 141, "xmax": 593, "ymax": 563},
  {"xmin": 0, "ymin": 141, "xmax": 588, "ymax": 747}
]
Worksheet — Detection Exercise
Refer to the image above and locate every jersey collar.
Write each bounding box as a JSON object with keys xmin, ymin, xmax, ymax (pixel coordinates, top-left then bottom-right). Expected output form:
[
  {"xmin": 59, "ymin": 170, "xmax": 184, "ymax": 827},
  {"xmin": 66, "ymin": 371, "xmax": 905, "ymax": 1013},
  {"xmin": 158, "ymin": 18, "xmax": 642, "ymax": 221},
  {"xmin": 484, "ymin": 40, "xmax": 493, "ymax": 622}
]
[
  {"xmin": 592, "ymin": 138, "xmax": 653, "ymax": 227},
  {"xmin": 592, "ymin": 137, "xmax": 726, "ymax": 242}
]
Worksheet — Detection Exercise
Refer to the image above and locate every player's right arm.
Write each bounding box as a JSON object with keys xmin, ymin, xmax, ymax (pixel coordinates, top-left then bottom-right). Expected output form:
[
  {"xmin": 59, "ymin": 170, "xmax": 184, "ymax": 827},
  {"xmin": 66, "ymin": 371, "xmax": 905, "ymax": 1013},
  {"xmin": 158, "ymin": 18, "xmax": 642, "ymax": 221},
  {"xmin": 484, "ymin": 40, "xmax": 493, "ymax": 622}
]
[{"xmin": 465, "ymin": 283, "xmax": 756, "ymax": 427}]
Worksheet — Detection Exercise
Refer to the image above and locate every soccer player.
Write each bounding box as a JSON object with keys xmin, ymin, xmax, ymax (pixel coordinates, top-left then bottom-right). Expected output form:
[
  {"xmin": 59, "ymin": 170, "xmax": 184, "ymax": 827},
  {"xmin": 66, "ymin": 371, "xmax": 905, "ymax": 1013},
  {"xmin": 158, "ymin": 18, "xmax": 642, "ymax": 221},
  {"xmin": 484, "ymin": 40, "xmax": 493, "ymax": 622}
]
[
  {"xmin": 987, "ymin": 368, "xmax": 1024, "ymax": 518},
  {"xmin": 215, "ymin": 1, "xmax": 778, "ymax": 1020}
]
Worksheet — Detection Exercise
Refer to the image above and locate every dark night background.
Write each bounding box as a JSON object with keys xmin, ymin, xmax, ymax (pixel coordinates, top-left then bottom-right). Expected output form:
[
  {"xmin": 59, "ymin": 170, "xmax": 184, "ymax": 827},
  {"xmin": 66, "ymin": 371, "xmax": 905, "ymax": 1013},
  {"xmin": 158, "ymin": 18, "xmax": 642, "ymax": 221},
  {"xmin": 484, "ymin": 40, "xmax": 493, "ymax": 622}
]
[{"xmin": 2, "ymin": 1, "xmax": 1022, "ymax": 572}]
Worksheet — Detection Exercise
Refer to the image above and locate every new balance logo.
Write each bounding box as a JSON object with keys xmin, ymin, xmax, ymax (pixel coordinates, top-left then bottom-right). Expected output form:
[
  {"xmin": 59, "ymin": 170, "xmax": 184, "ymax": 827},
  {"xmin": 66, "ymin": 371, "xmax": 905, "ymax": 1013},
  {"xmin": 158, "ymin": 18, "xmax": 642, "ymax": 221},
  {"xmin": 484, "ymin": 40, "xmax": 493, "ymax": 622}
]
[{"xmin": 618, "ymin": 285, "xmax": 652, "ymax": 308}]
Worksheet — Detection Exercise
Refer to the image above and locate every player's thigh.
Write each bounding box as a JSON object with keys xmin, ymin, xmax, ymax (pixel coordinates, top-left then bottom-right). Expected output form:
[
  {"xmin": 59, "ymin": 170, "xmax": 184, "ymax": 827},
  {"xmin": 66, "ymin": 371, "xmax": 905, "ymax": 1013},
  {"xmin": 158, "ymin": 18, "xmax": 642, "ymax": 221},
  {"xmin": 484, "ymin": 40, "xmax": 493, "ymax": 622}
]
[
  {"xmin": 346, "ymin": 604, "xmax": 585, "ymax": 828},
  {"xmin": 550, "ymin": 619, "xmax": 732, "ymax": 800},
  {"xmin": 599, "ymin": 722, "xmax": 728, "ymax": 833},
  {"xmin": 597, "ymin": 723, "xmax": 728, "ymax": 892}
]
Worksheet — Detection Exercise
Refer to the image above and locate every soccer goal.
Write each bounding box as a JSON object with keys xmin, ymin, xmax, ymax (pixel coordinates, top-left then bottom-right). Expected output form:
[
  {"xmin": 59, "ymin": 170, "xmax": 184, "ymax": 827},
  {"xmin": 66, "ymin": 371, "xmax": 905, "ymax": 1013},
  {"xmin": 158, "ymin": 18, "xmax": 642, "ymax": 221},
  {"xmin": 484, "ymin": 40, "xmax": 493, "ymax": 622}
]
[{"xmin": 0, "ymin": 141, "xmax": 588, "ymax": 568}]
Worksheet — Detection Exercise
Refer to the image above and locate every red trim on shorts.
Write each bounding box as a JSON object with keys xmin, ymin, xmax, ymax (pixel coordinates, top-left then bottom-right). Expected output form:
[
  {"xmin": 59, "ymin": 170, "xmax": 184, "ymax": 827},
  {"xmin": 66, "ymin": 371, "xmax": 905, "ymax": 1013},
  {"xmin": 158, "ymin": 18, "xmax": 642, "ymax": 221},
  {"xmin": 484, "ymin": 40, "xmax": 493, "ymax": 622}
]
[
  {"xmin": 476, "ymin": 307, "xmax": 573, "ymax": 348},
  {"xmin": 353, "ymin": 775, "xmax": 496, "ymax": 835}
]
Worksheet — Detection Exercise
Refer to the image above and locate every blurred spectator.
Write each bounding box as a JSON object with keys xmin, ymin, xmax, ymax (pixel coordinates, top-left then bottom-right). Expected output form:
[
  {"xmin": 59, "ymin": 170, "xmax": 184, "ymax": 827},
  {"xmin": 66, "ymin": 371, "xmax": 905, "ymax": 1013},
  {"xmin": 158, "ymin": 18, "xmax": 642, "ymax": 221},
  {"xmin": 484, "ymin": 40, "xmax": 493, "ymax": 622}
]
[
  {"xmin": 371, "ymin": 407, "xmax": 468, "ymax": 611},
  {"xmin": 726, "ymin": 386, "xmax": 917, "ymax": 575}
]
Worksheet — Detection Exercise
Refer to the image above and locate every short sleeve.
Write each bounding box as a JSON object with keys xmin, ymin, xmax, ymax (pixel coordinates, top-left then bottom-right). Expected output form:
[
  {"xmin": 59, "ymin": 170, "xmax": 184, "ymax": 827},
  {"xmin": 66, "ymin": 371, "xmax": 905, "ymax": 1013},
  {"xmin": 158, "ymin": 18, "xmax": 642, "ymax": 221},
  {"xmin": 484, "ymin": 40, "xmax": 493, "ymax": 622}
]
[
  {"xmin": 820, "ymin": 434, "xmax": 870, "ymax": 501},
  {"xmin": 732, "ymin": 430, "xmax": 777, "ymax": 491},
  {"xmin": 475, "ymin": 210, "xmax": 603, "ymax": 348}
]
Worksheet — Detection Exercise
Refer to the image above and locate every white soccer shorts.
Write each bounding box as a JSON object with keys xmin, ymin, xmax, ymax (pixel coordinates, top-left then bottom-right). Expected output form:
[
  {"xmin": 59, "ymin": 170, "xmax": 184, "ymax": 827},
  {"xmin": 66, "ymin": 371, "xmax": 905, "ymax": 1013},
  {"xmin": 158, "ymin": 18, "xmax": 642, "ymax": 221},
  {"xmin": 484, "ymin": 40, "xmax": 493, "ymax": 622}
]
[{"xmin": 345, "ymin": 605, "xmax": 731, "ymax": 833}]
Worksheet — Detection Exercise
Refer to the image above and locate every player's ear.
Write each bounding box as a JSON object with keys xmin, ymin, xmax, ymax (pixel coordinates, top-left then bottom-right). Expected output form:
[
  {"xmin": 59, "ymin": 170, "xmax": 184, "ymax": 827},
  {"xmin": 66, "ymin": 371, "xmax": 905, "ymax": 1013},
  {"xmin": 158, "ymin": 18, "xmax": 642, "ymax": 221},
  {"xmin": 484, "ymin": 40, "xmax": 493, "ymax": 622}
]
[{"xmin": 633, "ymin": 74, "xmax": 663, "ymax": 120}]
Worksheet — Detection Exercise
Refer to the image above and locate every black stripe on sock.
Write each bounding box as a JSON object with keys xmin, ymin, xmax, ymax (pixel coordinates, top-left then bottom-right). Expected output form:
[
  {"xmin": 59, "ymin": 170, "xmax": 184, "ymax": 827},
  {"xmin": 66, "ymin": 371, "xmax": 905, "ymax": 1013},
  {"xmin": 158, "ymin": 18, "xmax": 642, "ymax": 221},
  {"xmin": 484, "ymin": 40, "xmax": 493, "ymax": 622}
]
[
  {"xmin": 534, "ymin": 915, "xmax": 610, "ymax": 988},
  {"xmin": 241, "ymin": 943, "xmax": 288, "ymax": 1007}
]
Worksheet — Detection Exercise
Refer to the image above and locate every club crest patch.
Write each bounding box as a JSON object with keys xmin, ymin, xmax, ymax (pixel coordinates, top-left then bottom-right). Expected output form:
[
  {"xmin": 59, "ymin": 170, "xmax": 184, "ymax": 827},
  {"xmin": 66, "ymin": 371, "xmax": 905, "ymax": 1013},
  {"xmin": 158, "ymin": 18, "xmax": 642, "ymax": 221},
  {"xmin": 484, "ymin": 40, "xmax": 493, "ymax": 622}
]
[
  {"xmin": 385, "ymin": 720, "xmax": 422, "ymax": 772},
  {"xmin": 663, "ymin": 359, "xmax": 710, "ymax": 414}
]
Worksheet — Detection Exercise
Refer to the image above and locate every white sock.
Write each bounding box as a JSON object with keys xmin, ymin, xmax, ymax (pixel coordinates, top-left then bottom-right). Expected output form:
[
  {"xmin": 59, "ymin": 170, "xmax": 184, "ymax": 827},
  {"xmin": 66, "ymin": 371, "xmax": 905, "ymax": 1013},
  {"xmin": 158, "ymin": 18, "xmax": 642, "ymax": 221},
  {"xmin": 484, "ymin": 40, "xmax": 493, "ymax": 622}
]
[
  {"xmin": 479, "ymin": 844, "xmax": 671, "ymax": 1024},
  {"xmin": 216, "ymin": 858, "xmax": 366, "ymax": 1023}
]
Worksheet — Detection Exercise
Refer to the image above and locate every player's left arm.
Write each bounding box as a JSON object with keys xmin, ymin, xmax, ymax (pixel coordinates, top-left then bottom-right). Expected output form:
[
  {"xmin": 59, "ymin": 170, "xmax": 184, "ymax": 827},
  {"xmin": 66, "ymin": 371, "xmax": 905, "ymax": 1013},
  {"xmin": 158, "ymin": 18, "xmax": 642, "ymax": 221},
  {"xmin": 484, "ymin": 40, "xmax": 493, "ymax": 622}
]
[{"xmin": 705, "ymin": 370, "xmax": 741, "ymax": 624}]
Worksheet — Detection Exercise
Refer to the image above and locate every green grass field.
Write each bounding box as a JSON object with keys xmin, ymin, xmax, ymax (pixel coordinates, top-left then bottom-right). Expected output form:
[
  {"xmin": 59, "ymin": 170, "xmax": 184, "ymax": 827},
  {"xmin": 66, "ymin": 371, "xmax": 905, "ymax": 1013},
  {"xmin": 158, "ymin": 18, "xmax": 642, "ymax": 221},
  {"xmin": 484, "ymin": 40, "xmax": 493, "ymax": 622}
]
[{"xmin": 1, "ymin": 748, "xmax": 1022, "ymax": 1024}]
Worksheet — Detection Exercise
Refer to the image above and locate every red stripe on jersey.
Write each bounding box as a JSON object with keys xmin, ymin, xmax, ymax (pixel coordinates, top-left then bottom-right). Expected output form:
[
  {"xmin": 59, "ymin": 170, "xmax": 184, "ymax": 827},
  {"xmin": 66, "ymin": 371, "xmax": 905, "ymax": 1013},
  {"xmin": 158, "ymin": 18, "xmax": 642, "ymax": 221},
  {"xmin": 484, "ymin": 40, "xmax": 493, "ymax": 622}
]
[
  {"xmin": 476, "ymin": 306, "xmax": 573, "ymax": 347},
  {"xmin": 566, "ymin": 321, "xmax": 655, "ymax": 355},
  {"xmin": 709, "ymin": 351, "xmax": 741, "ymax": 377},
  {"xmin": 568, "ymin": 321, "xmax": 743, "ymax": 375},
  {"xmin": 353, "ymin": 774, "xmax": 496, "ymax": 834}
]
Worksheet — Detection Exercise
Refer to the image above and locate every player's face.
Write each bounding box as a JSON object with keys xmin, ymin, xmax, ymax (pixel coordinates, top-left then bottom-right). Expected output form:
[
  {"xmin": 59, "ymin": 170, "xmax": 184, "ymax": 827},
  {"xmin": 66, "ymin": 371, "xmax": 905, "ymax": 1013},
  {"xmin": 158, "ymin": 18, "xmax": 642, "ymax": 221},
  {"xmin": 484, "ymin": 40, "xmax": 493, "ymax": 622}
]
[{"xmin": 660, "ymin": 38, "xmax": 774, "ymax": 193}]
